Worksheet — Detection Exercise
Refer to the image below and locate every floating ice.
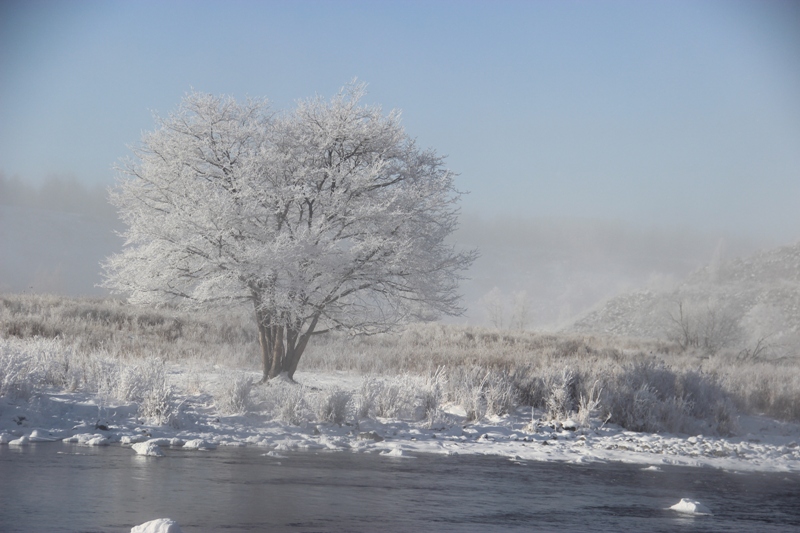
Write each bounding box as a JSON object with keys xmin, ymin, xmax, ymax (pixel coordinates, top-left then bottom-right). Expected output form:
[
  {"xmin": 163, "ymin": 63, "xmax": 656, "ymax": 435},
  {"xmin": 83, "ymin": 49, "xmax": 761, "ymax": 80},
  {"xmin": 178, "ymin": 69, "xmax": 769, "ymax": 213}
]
[
  {"xmin": 669, "ymin": 498, "xmax": 712, "ymax": 515},
  {"xmin": 132, "ymin": 442, "xmax": 165, "ymax": 457},
  {"xmin": 130, "ymin": 518, "xmax": 183, "ymax": 533},
  {"xmin": 380, "ymin": 447, "xmax": 415, "ymax": 458}
]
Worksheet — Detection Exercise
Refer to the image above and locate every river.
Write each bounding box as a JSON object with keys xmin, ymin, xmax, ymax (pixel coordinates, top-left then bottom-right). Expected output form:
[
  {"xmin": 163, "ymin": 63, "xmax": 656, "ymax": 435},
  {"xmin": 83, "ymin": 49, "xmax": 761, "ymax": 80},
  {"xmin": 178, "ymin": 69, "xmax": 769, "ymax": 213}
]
[{"xmin": 1, "ymin": 443, "xmax": 799, "ymax": 532}]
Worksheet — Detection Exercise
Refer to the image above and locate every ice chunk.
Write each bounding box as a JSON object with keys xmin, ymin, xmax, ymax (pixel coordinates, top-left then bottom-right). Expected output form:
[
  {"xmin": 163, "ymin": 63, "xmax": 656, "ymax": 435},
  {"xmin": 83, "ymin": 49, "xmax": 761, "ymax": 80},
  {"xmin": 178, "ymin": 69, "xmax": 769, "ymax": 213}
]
[
  {"xmin": 85, "ymin": 436, "xmax": 109, "ymax": 446},
  {"xmin": 29, "ymin": 429, "xmax": 55, "ymax": 442},
  {"xmin": 131, "ymin": 518, "xmax": 183, "ymax": 532},
  {"xmin": 132, "ymin": 442, "xmax": 165, "ymax": 457},
  {"xmin": 380, "ymin": 447, "xmax": 415, "ymax": 458},
  {"xmin": 669, "ymin": 498, "xmax": 712, "ymax": 515},
  {"xmin": 182, "ymin": 439, "xmax": 217, "ymax": 450}
]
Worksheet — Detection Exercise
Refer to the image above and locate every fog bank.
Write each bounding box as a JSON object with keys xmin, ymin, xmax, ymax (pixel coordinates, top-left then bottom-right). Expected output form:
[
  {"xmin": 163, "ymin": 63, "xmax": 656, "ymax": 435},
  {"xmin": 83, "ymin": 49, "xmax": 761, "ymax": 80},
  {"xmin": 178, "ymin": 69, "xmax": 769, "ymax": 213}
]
[{"xmin": 1, "ymin": 175, "xmax": 781, "ymax": 326}]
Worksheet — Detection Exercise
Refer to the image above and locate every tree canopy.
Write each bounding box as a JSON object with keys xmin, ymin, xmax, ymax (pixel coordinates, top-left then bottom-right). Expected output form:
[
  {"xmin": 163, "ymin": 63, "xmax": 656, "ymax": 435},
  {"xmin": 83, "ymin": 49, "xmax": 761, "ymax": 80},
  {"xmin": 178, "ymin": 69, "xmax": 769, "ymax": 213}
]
[{"xmin": 103, "ymin": 83, "xmax": 476, "ymax": 380}]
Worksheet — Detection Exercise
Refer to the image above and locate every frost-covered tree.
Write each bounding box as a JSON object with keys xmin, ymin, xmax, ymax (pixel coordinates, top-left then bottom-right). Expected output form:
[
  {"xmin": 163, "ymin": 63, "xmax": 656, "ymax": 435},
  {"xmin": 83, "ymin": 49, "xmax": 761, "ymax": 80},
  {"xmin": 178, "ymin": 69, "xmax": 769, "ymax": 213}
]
[{"xmin": 102, "ymin": 83, "xmax": 476, "ymax": 381}]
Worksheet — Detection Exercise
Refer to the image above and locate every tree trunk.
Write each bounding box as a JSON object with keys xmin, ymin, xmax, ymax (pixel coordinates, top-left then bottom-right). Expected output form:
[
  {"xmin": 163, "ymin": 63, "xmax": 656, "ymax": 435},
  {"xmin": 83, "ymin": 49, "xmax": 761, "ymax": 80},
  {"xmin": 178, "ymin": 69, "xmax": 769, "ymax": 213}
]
[
  {"xmin": 256, "ymin": 320, "xmax": 271, "ymax": 382},
  {"xmin": 285, "ymin": 315, "xmax": 319, "ymax": 379},
  {"xmin": 267, "ymin": 325, "xmax": 285, "ymax": 379},
  {"xmin": 255, "ymin": 304, "xmax": 319, "ymax": 382}
]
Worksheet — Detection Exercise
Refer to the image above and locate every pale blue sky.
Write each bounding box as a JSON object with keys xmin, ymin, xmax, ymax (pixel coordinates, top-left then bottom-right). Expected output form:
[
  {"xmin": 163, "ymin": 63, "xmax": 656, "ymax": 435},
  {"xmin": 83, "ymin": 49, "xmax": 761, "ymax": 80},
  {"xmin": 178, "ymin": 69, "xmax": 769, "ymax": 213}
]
[{"xmin": 2, "ymin": 0, "xmax": 799, "ymax": 241}]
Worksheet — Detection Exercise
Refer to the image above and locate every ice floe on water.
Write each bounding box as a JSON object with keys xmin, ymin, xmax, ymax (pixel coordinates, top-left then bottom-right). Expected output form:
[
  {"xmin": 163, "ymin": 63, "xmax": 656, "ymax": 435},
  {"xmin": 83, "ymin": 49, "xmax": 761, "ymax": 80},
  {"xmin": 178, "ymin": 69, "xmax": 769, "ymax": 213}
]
[
  {"xmin": 132, "ymin": 442, "xmax": 165, "ymax": 457},
  {"xmin": 669, "ymin": 498, "xmax": 713, "ymax": 515},
  {"xmin": 131, "ymin": 518, "xmax": 183, "ymax": 533},
  {"xmin": 2, "ymin": 369, "xmax": 800, "ymax": 473}
]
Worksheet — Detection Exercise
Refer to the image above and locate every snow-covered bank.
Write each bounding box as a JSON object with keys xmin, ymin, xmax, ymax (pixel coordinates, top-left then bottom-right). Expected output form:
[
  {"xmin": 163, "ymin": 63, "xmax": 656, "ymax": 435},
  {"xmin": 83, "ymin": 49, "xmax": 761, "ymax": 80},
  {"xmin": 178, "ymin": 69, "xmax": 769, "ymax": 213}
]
[{"xmin": 2, "ymin": 369, "xmax": 799, "ymax": 473}]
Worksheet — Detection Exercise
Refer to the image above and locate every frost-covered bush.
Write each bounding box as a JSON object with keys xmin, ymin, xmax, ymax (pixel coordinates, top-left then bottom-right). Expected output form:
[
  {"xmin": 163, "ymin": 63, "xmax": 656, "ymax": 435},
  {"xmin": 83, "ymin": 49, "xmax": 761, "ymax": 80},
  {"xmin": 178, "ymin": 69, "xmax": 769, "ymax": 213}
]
[
  {"xmin": 215, "ymin": 374, "xmax": 253, "ymax": 415},
  {"xmin": 371, "ymin": 377, "xmax": 413, "ymax": 419},
  {"xmin": 708, "ymin": 356, "xmax": 800, "ymax": 423},
  {"xmin": 139, "ymin": 379, "xmax": 175, "ymax": 426},
  {"xmin": 446, "ymin": 367, "xmax": 487, "ymax": 421},
  {"xmin": 355, "ymin": 374, "xmax": 440, "ymax": 422},
  {"xmin": 354, "ymin": 377, "xmax": 379, "ymax": 419},
  {"xmin": 254, "ymin": 381, "xmax": 309, "ymax": 425},
  {"xmin": 315, "ymin": 387, "xmax": 351, "ymax": 425},
  {"xmin": 130, "ymin": 359, "xmax": 175, "ymax": 425},
  {"xmin": 484, "ymin": 371, "xmax": 517, "ymax": 417},
  {"xmin": 420, "ymin": 367, "xmax": 446, "ymax": 426},
  {"xmin": 593, "ymin": 360, "xmax": 737, "ymax": 435},
  {"xmin": 0, "ymin": 339, "xmax": 34, "ymax": 400},
  {"xmin": 576, "ymin": 380, "xmax": 602, "ymax": 428},
  {"xmin": 0, "ymin": 337, "xmax": 85, "ymax": 400},
  {"xmin": 543, "ymin": 368, "xmax": 577, "ymax": 421}
]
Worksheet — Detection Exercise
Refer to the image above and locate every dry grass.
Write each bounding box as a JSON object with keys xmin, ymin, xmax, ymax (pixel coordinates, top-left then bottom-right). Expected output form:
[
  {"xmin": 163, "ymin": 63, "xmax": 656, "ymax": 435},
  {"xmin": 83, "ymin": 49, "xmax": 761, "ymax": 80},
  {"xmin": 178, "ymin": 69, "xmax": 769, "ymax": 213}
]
[{"xmin": 2, "ymin": 293, "xmax": 798, "ymax": 434}]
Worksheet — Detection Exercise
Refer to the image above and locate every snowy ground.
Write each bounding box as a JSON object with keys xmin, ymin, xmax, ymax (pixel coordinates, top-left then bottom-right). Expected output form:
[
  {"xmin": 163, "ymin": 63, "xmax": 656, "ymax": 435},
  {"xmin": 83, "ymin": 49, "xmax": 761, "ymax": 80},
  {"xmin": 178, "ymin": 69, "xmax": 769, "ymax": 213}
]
[{"xmin": 2, "ymin": 367, "xmax": 799, "ymax": 473}]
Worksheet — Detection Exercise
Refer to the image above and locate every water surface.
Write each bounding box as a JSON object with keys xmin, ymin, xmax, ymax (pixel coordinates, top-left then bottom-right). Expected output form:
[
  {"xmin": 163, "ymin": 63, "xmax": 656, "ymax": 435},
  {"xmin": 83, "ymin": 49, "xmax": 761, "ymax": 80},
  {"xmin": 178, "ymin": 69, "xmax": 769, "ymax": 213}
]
[{"xmin": 1, "ymin": 444, "xmax": 799, "ymax": 532}]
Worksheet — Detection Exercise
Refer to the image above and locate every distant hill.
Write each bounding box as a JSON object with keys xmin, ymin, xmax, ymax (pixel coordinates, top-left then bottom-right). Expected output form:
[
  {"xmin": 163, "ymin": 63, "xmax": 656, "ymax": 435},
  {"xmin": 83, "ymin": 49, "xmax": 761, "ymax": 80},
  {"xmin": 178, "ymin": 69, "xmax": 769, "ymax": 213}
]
[{"xmin": 567, "ymin": 242, "xmax": 800, "ymax": 355}]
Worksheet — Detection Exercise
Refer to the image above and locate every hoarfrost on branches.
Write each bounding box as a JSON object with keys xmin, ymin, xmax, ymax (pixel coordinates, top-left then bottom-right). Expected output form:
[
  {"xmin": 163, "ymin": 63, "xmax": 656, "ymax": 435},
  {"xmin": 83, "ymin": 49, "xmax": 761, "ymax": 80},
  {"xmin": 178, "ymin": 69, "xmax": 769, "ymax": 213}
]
[{"xmin": 103, "ymin": 82, "xmax": 476, "ymax": 380}]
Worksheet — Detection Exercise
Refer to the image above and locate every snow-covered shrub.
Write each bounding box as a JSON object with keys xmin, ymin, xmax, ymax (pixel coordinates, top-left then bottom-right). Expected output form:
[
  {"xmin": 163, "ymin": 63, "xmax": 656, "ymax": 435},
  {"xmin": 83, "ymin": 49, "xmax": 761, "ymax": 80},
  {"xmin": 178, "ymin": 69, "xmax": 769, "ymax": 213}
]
[
  {"xmin": 28, "ymin": 338, "xmax": 80, "ymax": 391},
  {"xmin": 353, "ymin": 377, "xmax": 379, "ymax": 419},
  {"xmin": 709, "ymin": 357, "xmax": 800, "ymax": 423},
  {"xmin": 420, "ymin": 367, "xmax": 446, "ymax": 426},
  {"xmin": 576, "ymin": 380, "xmax": 602, "ymax": 428},
  {"xmin": 544, "ymin": 369, "xmax": 577, "ymax": 421},
  {"xmin": 0, "ymin": 340, "xmax": 33, "ymax": 400},
  {"xmin": 446, "ymin": 367, "xmax": 488, "ymax": 422},
  {"xmin": 139, "ymin": 379, "xmax": 175, "ymax": 426},
  {"xmin": 259, "ymin": 382, "xmax": 308, "ymax": 425},
  {"xmin": 215, "ymin": 374, "xmax": 253, "ymax": 414},
  {"xmin": 315, "ymin": 387, "xmax": 351, "ymax": 425},
  {"xmin": 134, "ymin": 359, "xmax": 175, "ymax": 425},
  {"xmin": 356, "ymin": 374, "xmax": 428, "ymax": 420},
  {"xmin": 484, "ymin": 371, "xmax": 517, "ymax": 417},
  {"xmin": 371, "ymin": 378, "xmax": 408, "ymax": 419},
  {"xmin": 592, "ymin": 360, "xmax": 737, "ymax": 435}
]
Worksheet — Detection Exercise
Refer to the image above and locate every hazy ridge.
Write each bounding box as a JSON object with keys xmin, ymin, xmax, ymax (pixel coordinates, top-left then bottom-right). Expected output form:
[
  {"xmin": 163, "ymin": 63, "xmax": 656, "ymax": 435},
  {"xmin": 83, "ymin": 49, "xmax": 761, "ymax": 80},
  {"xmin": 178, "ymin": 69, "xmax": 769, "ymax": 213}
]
[{"xmin": 568, "ymin": 241, "xmax": 800, "ymax": 355}]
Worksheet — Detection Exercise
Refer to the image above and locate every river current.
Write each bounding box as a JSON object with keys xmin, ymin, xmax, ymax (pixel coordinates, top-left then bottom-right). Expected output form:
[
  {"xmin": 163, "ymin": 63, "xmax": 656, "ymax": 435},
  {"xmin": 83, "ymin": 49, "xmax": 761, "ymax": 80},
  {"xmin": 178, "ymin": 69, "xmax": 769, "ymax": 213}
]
[{"xmin": 1, "ymin": 444, "xmax": 799, "ymax": 532}]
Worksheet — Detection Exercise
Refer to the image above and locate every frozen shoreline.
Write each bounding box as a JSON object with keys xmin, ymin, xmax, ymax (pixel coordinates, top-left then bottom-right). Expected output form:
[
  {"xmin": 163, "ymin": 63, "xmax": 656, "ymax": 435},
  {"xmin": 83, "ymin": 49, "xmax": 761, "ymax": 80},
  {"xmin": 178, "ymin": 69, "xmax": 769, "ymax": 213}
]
[{"xmin": 2, "ymin": 369, "xmax": 799, "ymax": 473}]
